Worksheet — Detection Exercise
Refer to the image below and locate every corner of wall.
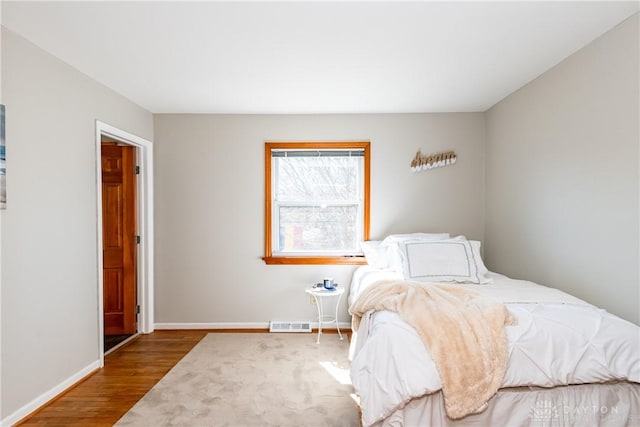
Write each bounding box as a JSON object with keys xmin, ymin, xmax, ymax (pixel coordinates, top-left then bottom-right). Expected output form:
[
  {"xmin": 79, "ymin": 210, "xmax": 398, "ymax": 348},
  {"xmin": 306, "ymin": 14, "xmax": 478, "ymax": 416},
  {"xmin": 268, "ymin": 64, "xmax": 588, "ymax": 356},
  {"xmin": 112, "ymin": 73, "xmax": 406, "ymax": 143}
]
[{"xmin": 480, "ymin": 110, "xmax": 487, "ymax": 248}]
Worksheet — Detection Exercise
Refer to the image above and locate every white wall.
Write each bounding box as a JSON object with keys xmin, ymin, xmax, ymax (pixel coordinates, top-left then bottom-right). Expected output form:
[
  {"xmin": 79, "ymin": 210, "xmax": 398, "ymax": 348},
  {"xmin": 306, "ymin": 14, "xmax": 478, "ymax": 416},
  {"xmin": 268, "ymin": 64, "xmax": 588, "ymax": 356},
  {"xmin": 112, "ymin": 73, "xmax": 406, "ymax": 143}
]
[
  {"xmin": 3, "ymin": 9, "xmax": 637, "ymax": 423},
  {"xmin": 0, "ymin": 14, "xmax": 4, "ymax": 423},
  {"xmin": 485, "ymin": 14, "xmax": 639, "ymax": 324},
  {"xmin": 0, "ymin": 28, "xmax": 153, "ymax": 421},
  {"xmin": 153, "ymin": 113, "xmax": 485, "ymax": 325}
]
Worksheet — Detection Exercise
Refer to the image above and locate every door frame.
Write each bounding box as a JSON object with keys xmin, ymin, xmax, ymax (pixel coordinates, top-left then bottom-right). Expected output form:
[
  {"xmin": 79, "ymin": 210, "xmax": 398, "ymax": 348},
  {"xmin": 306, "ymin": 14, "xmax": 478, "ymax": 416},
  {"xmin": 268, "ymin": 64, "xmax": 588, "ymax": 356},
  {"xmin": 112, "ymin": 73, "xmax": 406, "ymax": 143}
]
[{"xmin": 95, "ymin": 120, "xmax": 154, "ymax": 367}]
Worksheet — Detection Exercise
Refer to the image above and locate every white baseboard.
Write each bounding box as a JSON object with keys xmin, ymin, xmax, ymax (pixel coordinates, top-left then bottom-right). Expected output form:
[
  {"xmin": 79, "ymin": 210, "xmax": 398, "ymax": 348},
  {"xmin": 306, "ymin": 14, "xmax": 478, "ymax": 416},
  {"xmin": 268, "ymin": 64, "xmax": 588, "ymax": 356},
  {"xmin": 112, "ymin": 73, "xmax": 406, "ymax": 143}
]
[
  {"xmin": 1, "ymin": 360, "xmax": 100, "ymax": 427},
  {"xmin": 154, "ymin": 322, "xmax": 270, "ymax": 330},
  {"xmin": 154, "ymin": 321, "xmax": 352, "ymax": 330}
]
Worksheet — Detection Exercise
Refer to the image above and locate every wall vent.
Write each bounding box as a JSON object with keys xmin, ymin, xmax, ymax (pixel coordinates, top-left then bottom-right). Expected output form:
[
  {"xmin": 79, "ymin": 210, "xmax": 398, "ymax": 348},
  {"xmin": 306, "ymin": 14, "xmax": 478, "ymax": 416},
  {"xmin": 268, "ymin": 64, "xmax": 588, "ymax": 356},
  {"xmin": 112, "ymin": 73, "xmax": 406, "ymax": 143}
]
[{"xmin": 269, "ymin": 321, "xmax": 312, "ymax": 333}]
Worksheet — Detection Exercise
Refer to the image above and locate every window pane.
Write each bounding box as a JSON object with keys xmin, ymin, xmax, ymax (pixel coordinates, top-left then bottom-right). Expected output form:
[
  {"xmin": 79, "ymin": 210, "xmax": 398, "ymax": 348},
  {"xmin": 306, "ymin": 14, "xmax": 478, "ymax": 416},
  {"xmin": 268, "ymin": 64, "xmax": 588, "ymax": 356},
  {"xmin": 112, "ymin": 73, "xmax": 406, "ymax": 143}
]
[
  {"xmin": 275, "ymin": 156, "xmax": 361, "ymax": 202},
  {"xmin": 278, "ymin": 205, "xmax": 359, "ymax": 252}
]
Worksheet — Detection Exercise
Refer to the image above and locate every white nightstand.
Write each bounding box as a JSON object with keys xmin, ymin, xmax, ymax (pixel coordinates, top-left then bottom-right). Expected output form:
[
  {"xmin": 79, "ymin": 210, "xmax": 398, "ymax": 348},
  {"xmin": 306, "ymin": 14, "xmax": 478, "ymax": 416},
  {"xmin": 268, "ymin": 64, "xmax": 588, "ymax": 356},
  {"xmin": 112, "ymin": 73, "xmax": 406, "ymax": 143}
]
[{"xmin": 305, "ymin": 286, "xmax": 345, "ymax": 344}]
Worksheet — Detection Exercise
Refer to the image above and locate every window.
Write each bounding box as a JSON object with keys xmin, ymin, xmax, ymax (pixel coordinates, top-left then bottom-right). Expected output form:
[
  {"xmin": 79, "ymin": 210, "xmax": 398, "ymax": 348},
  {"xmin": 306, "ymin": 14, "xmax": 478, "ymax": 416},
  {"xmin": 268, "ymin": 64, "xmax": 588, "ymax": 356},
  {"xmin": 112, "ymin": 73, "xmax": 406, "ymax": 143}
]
[{"xmin": 264, "ymin": 141, "xmax": 370, "ymax": 265}]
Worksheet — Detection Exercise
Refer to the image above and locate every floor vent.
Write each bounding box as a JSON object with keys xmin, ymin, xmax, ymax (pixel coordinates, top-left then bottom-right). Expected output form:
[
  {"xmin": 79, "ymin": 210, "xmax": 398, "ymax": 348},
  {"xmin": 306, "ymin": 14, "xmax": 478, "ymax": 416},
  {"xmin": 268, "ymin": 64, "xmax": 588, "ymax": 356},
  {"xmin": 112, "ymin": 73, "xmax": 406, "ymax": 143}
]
[{"xmin": 269, "ymin": 321, "xmax": 312, "ymax": 333}]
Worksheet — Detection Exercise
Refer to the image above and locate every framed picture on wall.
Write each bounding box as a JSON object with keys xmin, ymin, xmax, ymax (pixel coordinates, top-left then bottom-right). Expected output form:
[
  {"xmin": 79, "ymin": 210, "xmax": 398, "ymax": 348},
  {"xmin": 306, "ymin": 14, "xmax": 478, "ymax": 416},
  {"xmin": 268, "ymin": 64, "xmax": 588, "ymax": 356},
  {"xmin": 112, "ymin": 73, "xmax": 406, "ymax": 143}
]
[{"xmin": 1, "ymin": 104, "xmax": 5, "ymax": 209}]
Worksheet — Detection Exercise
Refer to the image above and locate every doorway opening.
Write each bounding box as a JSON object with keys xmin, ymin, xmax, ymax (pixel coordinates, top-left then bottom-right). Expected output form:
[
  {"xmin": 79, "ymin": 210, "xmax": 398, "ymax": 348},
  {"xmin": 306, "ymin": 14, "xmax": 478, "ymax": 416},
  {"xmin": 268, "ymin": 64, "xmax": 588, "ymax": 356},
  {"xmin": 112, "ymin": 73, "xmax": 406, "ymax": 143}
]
[
  {"xmin": 104, "ymin": 334, "xmax": 135, "ymax": 353},
  {"xmin": 95, "ymin": 121, "xmax": 154, "ymax": 366},
  {"xmin": 101, "ymin": 138, "xmax": 137, "ymax": 352}
]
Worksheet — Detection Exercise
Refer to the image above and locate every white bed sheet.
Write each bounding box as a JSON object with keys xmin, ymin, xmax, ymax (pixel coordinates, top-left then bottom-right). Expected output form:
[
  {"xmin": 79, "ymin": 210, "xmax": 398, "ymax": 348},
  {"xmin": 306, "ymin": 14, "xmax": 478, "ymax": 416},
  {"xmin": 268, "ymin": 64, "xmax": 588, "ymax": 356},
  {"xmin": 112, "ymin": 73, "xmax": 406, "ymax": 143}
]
[{"xmin": 348, "ymin": 268, "xmax": 640, "ymax": 427}]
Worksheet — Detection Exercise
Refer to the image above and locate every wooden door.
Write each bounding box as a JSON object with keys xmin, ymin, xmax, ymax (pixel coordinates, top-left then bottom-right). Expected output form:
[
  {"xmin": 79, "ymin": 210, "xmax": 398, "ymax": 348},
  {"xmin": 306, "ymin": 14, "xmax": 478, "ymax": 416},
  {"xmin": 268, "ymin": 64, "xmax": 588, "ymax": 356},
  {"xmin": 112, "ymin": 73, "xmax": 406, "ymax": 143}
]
[{"xmin": 102, "ymin": 143, "xmax": 137, "ymax": 335}]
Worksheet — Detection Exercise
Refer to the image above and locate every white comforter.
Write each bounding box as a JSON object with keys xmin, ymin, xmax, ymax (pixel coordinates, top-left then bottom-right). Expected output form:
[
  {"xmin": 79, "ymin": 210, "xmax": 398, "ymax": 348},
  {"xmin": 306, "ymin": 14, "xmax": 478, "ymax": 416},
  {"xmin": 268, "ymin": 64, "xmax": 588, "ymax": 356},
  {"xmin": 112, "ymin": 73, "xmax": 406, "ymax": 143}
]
[{"xmin": 349, "ymin": 270, "xmax": 640, "ymax": 427}]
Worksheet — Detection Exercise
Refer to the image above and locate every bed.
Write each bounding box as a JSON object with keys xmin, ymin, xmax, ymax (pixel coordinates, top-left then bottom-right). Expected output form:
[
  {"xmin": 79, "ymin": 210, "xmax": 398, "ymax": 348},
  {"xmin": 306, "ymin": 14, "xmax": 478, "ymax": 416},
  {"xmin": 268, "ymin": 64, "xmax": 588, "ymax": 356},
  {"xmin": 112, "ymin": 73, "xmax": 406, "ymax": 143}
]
[{"xmin": 348, "ymin": 234, "xmax": 640, "ymax": 427}]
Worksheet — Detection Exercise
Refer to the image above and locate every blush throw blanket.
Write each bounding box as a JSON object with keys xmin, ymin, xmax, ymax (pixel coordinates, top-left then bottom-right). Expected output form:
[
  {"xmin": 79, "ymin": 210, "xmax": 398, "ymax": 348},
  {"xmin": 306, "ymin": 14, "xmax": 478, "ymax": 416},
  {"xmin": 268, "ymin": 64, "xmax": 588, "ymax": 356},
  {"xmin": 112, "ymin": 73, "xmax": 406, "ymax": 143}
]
[{"xmin": 349, "ymin": 280, "xmax": 516, "ymax": 419}]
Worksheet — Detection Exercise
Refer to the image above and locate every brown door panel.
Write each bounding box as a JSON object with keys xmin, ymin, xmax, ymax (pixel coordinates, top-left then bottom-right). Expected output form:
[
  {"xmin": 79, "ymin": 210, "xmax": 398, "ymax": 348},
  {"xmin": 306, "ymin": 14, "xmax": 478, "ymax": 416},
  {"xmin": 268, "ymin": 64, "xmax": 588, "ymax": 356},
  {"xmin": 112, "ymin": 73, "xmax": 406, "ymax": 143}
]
[{"xmin": 101, "ymin": 143, "xmax": 137, "ymax": 336}]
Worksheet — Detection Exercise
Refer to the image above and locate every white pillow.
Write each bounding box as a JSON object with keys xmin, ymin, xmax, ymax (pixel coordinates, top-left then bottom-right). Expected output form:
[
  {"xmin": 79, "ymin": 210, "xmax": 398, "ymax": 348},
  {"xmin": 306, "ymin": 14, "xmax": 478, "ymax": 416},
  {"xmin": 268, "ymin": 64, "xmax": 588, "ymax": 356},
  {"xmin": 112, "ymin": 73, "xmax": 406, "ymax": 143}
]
[
  {"xmin": 380, "ymin": 233, "xmax": 451, "ymax": 272},
  {"xmin": 381, "ymin": 233, "xmax": 450, "ymax": 245},
  {"xmin": 398, "ymin": 238, "xmax": 490, "ymax": 284},
  {"xmin": 448, "ymin": 236, "xmax": 490, "ymax": 279},
  {"xmin": 360, "ymin": 241, "xmax": 389, "ymax": 269},
  {"xmin": 469, "ymin": 240, "xmax": 489, "ymax": 278},
  {"xmin": 361, "ymin": 233, "xmax": 450, "ymax": 271}
]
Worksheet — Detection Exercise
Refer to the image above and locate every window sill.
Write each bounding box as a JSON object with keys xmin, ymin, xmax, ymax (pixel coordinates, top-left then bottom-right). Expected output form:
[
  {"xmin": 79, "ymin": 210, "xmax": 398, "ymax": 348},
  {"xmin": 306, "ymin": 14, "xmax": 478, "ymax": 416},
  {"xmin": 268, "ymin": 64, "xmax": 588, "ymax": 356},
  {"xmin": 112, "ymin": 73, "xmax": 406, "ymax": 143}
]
[{"xmin": 263, "ymin": 256, "xmax": 367, "ymax": 265}]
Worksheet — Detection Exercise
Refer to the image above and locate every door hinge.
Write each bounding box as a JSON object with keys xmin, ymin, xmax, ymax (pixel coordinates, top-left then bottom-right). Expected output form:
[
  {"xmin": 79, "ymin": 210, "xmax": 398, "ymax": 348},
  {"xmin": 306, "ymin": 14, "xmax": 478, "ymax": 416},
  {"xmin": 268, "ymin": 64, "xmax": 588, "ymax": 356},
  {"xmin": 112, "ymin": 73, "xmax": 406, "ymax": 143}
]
[
  {"xmin": 136, "ymin": 305, "xmax": 141, "ymax": 314},
  {"xmin": 135, "ymin": 235, "xmax": 141, "ymax": 244},
  {"xmin": 134, "ymin": 165, "xmax": 140, "ymax": 175}
]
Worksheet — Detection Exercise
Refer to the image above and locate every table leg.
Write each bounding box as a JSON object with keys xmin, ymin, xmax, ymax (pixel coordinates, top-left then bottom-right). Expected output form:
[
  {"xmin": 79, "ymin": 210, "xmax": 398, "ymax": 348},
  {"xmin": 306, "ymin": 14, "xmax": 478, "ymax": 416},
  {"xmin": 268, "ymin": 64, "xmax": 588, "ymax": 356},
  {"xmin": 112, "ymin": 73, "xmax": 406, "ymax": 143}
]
[
  {"xmin": 335, "ymin": 292, "xmax": 343, "ymax": 340},
  {"xmin": 313, "ymin": 295, "xmax": 322, "ymax": 344}
]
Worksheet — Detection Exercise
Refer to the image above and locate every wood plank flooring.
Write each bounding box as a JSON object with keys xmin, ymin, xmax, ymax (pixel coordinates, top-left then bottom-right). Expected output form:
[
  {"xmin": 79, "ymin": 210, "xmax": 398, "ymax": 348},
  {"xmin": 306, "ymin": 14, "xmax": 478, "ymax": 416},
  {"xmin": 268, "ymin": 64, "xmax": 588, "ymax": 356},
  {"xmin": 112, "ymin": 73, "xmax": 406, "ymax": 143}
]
[
  {"xmin": 17, "ymin": 330, "xmax": 207, "ymax": 426},
  {"xmin": 16, "ymin": 329, "xmax": 346, "ymax": 426}
]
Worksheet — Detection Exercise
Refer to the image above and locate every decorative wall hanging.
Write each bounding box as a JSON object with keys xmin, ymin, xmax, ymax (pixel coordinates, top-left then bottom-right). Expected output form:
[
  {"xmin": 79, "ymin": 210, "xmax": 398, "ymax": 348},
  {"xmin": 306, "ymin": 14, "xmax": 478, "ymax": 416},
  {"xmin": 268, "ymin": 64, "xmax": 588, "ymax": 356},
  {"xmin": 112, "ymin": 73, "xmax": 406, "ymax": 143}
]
[{"xmin": 411, "ymin": 149, "xmax": 456, "ymax": 172}]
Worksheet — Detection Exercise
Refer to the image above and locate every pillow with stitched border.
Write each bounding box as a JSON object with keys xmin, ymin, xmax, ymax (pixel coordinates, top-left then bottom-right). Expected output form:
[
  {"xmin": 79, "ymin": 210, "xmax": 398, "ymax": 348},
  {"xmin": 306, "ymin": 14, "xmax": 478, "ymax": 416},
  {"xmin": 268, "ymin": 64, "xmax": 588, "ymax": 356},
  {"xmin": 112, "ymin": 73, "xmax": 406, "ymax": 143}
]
[
  {"xmin": 361, "ymin": 233, "xmax": 450, "ymax": 270},
  {"xmin": 399, "ymin": 239, "xmax": 490, "ymax": 284},
  {"xmin": 449, "ymin": 236, "xmax": 491, "ymax": 279},
  {"xmin": 380, "ymin": 233, "xmax": 451, "ymax": 272},
  {"xmin": 469, "ymin": 240, "xmax": 490, "ymax": 278}
]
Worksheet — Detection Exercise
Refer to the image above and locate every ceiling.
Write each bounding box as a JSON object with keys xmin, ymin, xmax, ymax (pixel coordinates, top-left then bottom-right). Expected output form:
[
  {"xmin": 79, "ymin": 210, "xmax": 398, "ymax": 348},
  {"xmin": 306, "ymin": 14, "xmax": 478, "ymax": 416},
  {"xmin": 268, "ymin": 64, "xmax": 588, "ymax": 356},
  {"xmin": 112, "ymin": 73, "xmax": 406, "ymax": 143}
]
[{"xmin": 1, "ymin": 1, "xmax": 638, "ymax": 114}]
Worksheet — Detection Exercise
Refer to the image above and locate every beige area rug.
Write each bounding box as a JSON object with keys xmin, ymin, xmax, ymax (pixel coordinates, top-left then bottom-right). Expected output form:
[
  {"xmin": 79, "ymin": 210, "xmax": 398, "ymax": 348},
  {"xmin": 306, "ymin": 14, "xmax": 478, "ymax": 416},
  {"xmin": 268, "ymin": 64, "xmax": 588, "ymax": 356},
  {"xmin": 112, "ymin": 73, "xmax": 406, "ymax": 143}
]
[{"xmin": 115, "ymin": 333, "xmax": 360, "ymax": 427}]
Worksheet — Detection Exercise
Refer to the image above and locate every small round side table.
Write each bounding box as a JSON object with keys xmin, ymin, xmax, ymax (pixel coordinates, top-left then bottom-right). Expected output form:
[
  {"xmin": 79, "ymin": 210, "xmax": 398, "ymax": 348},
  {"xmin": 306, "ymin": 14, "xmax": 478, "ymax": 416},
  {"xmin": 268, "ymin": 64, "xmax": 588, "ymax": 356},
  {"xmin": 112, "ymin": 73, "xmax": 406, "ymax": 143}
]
[{"xmin": 305, "ymin": 286, "xmax": 345, "ymax": 344}]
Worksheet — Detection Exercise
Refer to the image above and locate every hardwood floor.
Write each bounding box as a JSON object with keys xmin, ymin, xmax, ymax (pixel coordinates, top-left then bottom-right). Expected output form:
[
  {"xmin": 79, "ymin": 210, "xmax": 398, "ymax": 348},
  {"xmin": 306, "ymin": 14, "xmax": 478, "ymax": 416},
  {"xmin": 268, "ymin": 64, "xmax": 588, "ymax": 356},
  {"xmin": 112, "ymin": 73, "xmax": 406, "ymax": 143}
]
[
  {"xmin": 16, "ymin": 329, "xmax": 347, "ymax": 426},
  {"xmin": 17, "ymin": 331, "xmax": 207, "ymax": 426}
]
